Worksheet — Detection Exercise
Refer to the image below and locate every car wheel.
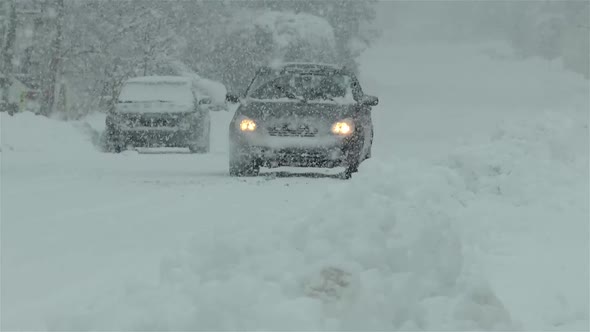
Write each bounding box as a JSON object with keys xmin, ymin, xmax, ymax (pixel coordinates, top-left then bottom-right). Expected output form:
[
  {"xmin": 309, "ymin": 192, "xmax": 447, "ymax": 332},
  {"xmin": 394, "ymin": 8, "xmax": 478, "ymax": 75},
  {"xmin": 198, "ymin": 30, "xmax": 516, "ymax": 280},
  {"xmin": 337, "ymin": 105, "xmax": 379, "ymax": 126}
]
[
  {"xmin": 105, "ymin": 126, "xmax": 124, "ymax": 153},
  {"xmin": 343, "ymin": 160, "xmax": 359, "ymax": 179},
  {"xmin": 364, "ymin": 144, "xmax": 372, "ymax": 161},
  {"xmin": 229, "ymin": 158, "xmax": 260, "ymax": 177},
  {"xmin": 365, "ymin": 129, "xmax": 374, "ymax": 160},
  {"xmin": 343, "ymin": 133, "xmax": 364, "ymax": 178},
  {"xmin": 229, "ymin": 147, "xmax": 259, "ymax": 177}
]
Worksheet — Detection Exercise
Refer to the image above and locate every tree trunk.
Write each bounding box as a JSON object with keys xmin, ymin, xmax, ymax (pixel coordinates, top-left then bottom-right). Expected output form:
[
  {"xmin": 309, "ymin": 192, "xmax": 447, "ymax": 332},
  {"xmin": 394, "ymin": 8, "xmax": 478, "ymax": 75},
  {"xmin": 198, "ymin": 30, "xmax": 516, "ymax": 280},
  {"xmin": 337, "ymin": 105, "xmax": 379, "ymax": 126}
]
[
  {"xmin": 1, "ymin": 0, "xmax": 17, "ymax": 111},
  {"xmin": 41, "ymin": 0, "xmax": 64, "ymax": 116}
]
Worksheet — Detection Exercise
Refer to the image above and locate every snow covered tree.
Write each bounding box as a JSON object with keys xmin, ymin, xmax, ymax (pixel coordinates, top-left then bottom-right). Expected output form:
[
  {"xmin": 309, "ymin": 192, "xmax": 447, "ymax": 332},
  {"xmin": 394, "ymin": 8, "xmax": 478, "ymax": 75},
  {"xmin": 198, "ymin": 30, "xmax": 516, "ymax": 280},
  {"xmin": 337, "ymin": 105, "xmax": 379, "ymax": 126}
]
[
  {"xmin": 4, "ymin": 0, "xmax": 380, "ymax": 117},
  {"xmin": 1, "ymin": 0, "xmax": 17, "ymax": 111},
  {"xmin": 238, "ymin": 0, "xmax": 379, "ymax": 73}
]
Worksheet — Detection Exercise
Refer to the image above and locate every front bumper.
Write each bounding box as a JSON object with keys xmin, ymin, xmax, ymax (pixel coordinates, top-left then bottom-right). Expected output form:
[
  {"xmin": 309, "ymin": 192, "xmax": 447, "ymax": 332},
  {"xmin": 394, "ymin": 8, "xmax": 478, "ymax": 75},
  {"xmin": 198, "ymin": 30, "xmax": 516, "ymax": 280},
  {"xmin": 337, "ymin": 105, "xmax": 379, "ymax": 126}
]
[
  {"xmin": 240, "ymin": 145, "xmax": 346, "ymax": 168},
  {"xmin": 114, "ymin": 127, "xmax": 198, "ymax": 147},
  {"xmin": 231, "ymin": 134, "xmax": 352, "ymax": 168}
]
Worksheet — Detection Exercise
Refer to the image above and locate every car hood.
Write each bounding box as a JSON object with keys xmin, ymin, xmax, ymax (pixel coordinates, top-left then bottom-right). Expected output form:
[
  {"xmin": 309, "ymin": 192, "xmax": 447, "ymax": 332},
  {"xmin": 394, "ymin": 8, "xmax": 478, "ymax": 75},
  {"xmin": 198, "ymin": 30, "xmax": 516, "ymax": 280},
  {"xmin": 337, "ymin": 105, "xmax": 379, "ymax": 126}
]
[{"xmin": 236, "ymin": 100, "xmax": 358, "ymax": 123}]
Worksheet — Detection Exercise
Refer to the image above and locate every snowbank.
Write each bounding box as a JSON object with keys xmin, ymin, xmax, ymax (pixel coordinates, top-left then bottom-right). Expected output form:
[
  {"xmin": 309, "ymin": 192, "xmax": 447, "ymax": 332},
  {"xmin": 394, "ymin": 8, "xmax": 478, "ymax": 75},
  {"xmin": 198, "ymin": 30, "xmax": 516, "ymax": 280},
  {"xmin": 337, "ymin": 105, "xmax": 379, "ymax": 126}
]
[
  {"xmin": 48, "ymin": 158, "xmax": 515, "ymax": 331},
  {"xmin": 445, "ymin": 110, "xmax": 587, "ymax": 201},
  {"xmin": 442, "ymin": 109, "xmax": 589, "ymax": 330},
  {"xmin": 0, "ymin": 112, "xmax": 100, "ymax": 154},
  {"xmin": 46, "ymin": 90, "xmax": 588, "ymax": 330}
]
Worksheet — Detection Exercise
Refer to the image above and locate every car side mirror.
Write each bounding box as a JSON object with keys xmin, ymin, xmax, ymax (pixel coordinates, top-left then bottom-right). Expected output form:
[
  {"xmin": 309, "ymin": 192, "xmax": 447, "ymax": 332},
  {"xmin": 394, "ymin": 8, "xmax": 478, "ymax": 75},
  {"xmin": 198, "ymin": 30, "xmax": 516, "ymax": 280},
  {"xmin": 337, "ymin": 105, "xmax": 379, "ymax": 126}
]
[
  {"xmin": 225, "ymin": 93, "xmax": 240, "ymax": 103},
  {"xmin": 360, "ymin": 95, "xmax": 379, "ymax": 106}
]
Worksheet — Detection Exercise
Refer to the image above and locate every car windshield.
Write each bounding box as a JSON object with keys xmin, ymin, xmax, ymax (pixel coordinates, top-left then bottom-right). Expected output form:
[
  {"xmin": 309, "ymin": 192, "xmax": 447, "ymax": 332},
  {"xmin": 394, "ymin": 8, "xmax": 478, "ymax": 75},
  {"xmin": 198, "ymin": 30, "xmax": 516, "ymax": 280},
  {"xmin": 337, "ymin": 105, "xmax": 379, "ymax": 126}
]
[
  {"xmin": 247, "ymin": 71, "xmax": 356, "ymax": 102},
  {"xmin": 118, "ymin": 81, "xmax": 193, "ymax": 105}
]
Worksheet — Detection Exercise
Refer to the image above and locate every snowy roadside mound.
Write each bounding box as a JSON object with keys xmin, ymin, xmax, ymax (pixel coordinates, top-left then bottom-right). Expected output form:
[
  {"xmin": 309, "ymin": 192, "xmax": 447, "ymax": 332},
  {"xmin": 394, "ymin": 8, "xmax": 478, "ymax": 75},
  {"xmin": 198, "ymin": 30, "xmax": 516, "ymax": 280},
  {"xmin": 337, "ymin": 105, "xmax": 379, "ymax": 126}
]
[
  {"xmin": 0, "ymin": 109, "xmax": 235, "ymax": 155},
  {"xmin": 443, "ymin": 109, "xmax": 589, "ymax": 330},
  {"xmin": 446, "ymin": 110, "xmax": 587, "ymax": 201},
  {"xmin": 0, "ymin": 112, "xmax": 100, "ymax": 154},
  {"xmin": 49, "ymin": 160, "xmax": 514, "ymax": 331}
]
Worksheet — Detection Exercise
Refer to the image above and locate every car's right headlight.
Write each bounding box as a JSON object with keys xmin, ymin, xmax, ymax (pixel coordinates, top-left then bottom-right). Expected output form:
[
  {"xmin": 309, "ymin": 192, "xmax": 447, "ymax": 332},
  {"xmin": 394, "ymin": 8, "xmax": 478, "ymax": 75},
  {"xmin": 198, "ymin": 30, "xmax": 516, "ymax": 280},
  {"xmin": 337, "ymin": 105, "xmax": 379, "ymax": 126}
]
[
  {"xmin": 239, "ymin": 118, "xmax": 257, "ymax": 132},
  {"xmin": 331, "ymin": 119, "xmax": 355, "ymax": 135}
]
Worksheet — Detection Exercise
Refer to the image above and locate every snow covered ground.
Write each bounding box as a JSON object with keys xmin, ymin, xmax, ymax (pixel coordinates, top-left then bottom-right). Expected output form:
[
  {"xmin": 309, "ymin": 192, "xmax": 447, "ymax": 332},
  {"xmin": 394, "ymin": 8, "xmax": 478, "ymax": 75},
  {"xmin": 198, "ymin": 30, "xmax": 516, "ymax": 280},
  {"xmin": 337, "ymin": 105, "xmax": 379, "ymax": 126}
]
[{"xmin": 1, "ymin": 37, "xmax": 588, "ymax": 330}]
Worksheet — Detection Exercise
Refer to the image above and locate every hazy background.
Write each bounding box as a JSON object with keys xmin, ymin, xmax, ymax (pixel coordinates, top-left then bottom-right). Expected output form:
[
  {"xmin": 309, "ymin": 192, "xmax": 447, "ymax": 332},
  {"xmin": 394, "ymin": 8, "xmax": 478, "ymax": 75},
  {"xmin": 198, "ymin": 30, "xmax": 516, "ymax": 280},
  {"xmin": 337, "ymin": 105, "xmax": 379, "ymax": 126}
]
[
  {"xmin": 2, "ymin": 2, "xmax": 589, "ymax": 331},
  {"xmin": 1, "ymin": 0, "xmax": 588, "ymax": 119}
]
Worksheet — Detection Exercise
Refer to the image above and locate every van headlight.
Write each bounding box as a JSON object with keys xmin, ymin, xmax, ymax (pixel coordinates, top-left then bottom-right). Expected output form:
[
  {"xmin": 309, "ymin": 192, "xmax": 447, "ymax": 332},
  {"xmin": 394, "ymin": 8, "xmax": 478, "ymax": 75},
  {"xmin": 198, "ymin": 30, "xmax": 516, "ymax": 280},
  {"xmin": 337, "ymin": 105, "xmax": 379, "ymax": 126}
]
[{"xmin": 331, "ymin": 119, "xmax": 354, "ymax": 135}]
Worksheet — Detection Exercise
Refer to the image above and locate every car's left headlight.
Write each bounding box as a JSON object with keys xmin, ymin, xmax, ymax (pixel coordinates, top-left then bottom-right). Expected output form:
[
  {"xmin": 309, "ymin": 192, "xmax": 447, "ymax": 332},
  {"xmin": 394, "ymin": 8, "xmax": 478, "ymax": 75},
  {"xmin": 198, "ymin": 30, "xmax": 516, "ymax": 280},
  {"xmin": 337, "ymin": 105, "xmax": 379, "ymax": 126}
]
[{"xmin": 331, "ymin": 119, "xmax": 355, "ymax": 135}]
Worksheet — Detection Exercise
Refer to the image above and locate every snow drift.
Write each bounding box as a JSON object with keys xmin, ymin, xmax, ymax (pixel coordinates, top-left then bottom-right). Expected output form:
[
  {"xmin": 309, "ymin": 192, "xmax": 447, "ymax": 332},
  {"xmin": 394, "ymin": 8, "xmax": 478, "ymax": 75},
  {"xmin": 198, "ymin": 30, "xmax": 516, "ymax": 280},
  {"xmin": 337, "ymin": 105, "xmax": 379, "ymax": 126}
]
[
  {"xmin": 2, "ymin": 31, "xmax": 588, "ymax": 331},
  {"xmin": 41, "ymin": 86, "xmax": 587, "ymax": 330},
  {"xmin": 0, "ymin": 112, "xmax": 99, "ymax": 154},
  {"xmin": 47, "ymin": 157, "xmax": 515, "ymax": 331}
]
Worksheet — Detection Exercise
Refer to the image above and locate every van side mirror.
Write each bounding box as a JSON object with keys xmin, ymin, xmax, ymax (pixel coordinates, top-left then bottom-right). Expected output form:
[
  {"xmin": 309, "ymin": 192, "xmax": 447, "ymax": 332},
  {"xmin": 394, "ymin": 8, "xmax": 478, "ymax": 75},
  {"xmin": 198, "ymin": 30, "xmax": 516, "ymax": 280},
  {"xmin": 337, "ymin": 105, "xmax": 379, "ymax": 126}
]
[{"xmin": 360, "ymin": 95, "xmax": 379, "ymax": 106}]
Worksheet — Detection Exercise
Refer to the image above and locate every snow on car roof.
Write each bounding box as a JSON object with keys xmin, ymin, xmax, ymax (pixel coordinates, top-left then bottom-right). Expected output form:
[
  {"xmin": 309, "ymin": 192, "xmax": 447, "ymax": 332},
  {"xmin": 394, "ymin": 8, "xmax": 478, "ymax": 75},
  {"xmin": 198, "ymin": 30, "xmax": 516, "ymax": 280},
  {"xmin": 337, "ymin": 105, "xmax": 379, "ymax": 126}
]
[{"xmin": 125, "ymin": 76, "xmax": 192, "ymax": 84}]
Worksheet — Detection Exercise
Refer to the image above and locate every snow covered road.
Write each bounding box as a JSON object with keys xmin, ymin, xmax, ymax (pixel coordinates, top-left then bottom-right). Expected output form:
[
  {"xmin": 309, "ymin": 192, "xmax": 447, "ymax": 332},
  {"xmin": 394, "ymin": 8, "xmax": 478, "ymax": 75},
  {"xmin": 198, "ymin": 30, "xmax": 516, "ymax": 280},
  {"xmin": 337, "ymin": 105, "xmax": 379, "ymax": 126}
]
[{"xmin": 2, "ymin": 40, "xmax": 588, "ymax": 330}]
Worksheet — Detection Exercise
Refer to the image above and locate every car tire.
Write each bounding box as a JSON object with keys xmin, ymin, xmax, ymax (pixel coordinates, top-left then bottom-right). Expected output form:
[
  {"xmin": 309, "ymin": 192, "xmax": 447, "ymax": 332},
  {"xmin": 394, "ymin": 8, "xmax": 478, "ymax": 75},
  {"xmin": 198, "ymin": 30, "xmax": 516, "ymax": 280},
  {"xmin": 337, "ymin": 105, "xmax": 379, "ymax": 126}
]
[
  {"xmin": 105, "ymin": 126, "xmax": 124, "ymax": 153},
  {"xmin": 343, "ymin": 132, "xmax": 364, "ymax": 179},
  {"xmin": 229, "ymin": 146, "xmax": 259, "ymax": 177},
  {"xmin": 365, "ymin": 129, "xmax": 374, "ymax": 160},
  {"xmin": 229, "ymin": 158, "xmax": 260, "ymax": 177},
  {"xmin": 229, "ymin": 155, "xmax": 260, "ymax": 176}
]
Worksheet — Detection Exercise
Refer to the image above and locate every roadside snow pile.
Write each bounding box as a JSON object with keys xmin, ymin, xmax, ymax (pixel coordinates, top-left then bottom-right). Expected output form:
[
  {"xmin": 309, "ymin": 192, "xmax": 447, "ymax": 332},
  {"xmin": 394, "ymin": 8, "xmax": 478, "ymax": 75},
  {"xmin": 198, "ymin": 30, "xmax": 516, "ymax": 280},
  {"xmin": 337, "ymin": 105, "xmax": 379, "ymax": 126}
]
[
  {"xmin": 446, "ymin": 110, "xmax": 587, "ymax": 202},
  {"xmin": 47, "ymin": 103, "xmax": 588, "ymax": 330},
  {"xmin": 442, "ymin": 108, "xmax": 589, "ymax": 330},
  {"xmin": 1, "ymin": 112, "xmax": 99, "ymax": 154},
  {"xmin": 49, "ymin": 158, "xmax": 515, "ymax": 330}
]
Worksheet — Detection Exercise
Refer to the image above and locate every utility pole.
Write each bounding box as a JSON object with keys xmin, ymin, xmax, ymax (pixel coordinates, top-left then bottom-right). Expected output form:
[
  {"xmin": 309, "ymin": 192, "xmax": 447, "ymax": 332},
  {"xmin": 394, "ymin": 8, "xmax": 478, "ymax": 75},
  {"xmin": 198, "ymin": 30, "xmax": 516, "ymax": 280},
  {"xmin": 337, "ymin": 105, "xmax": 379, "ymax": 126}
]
[{"xmin": 1, "ymin": 0, "xmax": 17, "ymax": 113}]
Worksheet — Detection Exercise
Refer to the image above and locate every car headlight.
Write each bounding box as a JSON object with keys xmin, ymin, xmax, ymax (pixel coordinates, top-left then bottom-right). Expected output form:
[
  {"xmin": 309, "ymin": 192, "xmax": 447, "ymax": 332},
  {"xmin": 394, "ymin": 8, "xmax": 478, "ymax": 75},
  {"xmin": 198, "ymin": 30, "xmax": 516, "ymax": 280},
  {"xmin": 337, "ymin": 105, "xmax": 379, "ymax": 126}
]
[
  {"xmin": 331, "ymin": 119, "xmax": 354, "ymax": 135},
  {"xmin": 239, "ymin": 118, "xmax": 257, "ymax": 132}
]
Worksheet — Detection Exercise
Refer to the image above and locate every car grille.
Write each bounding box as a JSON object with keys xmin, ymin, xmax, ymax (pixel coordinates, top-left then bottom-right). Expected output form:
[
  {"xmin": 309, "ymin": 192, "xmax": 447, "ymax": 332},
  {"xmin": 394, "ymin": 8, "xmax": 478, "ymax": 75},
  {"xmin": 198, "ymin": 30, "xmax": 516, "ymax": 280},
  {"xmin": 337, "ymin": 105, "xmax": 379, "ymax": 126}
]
[
  {"xmin": 266, "ymin": 124, "xmax": 318, "ymax": 137},
  {"xmin": 124, "ymin": 115, "xmax": 181, "ymax": 127}
]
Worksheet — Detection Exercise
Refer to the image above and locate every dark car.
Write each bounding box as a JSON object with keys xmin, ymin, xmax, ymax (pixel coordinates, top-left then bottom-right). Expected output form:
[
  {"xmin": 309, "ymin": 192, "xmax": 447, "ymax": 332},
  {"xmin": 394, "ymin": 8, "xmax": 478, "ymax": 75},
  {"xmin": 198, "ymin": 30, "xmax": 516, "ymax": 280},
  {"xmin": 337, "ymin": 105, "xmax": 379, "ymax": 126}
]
[
  {"xmin": 227, "ymin": 63, "xmax": 378, "ymax": 179},
  {"xmin": 105, "ymin": 76, "xmax": 211, "ymax": 153}
]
